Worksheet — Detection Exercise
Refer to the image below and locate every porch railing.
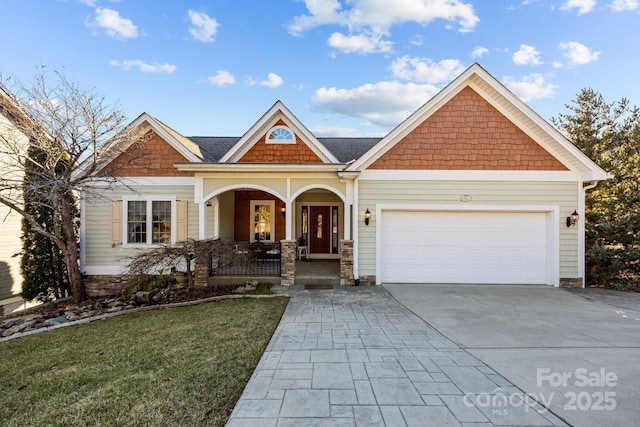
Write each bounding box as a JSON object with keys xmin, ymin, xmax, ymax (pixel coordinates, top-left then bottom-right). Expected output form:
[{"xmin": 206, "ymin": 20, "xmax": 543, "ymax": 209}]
[{"xmin": 210, "ymin": 241, "xmax": 281, "ymax": 277}]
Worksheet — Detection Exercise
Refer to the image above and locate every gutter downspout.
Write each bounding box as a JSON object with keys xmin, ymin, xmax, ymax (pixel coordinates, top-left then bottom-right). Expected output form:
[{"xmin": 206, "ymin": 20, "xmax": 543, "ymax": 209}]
[{"xmin": 579, "ymin": 181, "xmax": 598, "ymax": 287}]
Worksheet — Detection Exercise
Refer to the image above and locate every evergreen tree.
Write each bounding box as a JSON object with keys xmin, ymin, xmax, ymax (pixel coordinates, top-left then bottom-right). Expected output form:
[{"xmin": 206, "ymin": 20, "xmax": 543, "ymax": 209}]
[
  {"xmin": 20, "ymin": 143, "xmax": 74, "ymax": 301},
  {"xmin": 553, "ymin": 88, "xmax": 640, "ymax": 288}
]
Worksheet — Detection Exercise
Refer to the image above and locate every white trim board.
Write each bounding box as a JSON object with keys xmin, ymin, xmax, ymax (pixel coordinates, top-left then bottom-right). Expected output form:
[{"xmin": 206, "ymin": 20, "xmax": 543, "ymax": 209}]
[
  {"xmin": 83, "ymin": 177, "xmax": 195, "ymax": 187},
  {"xmin": 358, "ymin": 170, "xmax": 581, "ymax": 181}
]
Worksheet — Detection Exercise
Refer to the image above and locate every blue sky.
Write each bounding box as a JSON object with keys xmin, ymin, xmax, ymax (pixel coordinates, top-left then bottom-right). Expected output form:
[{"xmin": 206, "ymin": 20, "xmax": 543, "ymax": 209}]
[{"xmin": 1, "ymin": 0, "xmax": 639, "ymax": 137}]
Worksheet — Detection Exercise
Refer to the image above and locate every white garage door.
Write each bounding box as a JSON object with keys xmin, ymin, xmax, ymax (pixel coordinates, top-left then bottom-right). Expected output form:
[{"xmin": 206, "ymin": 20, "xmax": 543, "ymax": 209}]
[{"xmin": 380, "ymin": 211, "xmax": 548, "ymax": 284}]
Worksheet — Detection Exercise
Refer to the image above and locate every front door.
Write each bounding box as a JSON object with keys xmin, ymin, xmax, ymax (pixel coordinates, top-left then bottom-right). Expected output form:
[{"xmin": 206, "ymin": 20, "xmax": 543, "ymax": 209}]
[{"xmin": 310, "ymin": 206, "xmax": 331, "ymax": 254}]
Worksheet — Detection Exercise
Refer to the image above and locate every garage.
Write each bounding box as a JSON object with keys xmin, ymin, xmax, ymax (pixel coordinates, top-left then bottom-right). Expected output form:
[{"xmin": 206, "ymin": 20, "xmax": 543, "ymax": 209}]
[{"xmin": 379, "ymin": 210, "xmax": 549, "ymax": 285}]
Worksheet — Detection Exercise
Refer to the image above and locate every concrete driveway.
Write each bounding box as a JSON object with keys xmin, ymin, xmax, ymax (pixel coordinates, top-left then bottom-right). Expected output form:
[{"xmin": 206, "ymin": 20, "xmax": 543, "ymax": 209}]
[{"xmin": 384, "ymin": 284, "xmax": 640, "ymax": 427}]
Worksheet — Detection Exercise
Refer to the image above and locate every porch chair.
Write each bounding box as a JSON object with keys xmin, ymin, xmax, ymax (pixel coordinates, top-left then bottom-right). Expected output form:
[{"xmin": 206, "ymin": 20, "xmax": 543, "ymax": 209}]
[{"xmin": 297, "ymin": 237, "xmax": 308, "ymax": 260}]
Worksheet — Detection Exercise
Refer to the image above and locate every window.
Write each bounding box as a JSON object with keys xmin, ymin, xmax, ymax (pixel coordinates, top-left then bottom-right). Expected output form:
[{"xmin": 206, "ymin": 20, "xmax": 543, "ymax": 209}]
[
  {"xmin": 266, "ymin": 125, "xmax": 295, "ymax": 144},
  {"xmin": 127, "ymin": 201, "xmax": 147, "ymax": 243},
  {"xmin": 124, "ymin": 197, "xmax": 176, "ymax": 245},
  {"xmin": 250, "ymin": 200, "xmax": 275, "ymax": 242},
  {"xmin": 151, "ymin": 201, "xmax": 172, "ymax": 243}
]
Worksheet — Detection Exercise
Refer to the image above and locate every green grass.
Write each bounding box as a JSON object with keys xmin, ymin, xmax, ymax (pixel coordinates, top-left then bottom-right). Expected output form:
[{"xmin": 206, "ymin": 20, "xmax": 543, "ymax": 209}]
[{"xmin": 0, "ymin": 297, "xmax": 288, "ymax": 427}]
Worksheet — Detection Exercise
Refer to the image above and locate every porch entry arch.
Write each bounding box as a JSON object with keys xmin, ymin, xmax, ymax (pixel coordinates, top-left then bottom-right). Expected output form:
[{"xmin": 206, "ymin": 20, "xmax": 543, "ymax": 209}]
[
  {"xmin": 200, "ymin": 183, "xmax": 286, "ymax": 241},
  {"xmin": 292, "ymin": 185, "xmax": 349, "ymax": 258},
  {"xmin": 203, "ymin": 183, "xmax": 286, "ymax": 204},
  {"xmin": 290, "ymin": 184, "xmax": 346, "ymax": 204}
]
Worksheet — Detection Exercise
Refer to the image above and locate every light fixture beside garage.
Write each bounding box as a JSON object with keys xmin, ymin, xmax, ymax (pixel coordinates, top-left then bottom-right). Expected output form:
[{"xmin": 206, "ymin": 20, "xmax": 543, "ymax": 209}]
[
  {"xmin": 281, "ymin": 206, "xmax": 286, "ymax": 217},
  {"xmin": 566, "ymin": 210, "xmax": 579, "ymax": 227},
  {"xmin": 364, "ymin": 209, "xmax": 371, "ymax": 226}
]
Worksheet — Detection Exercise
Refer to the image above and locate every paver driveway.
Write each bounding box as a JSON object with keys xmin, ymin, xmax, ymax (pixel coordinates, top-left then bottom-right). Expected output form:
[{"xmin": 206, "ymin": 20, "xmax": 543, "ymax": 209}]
[{"xmin": 227, "ymin": 286, "xmax": 566, "ymax": 426}]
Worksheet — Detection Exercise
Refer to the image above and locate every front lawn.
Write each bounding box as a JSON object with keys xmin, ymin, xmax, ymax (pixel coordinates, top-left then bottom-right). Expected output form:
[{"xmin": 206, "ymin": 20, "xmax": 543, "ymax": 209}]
[{"xmin": 0, "ymin": 297, "xmax": 288, "ymax": 426}]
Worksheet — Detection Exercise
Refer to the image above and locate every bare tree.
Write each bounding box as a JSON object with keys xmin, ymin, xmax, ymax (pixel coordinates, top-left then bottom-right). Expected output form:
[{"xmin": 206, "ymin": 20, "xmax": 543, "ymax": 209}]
[
  {"xmin": 126, "ymin": 239, "xmax": 233, "ymax": 289},
  {"xmin": 0, "ymin": 70, "xmax": 144, "ymax": 303}
]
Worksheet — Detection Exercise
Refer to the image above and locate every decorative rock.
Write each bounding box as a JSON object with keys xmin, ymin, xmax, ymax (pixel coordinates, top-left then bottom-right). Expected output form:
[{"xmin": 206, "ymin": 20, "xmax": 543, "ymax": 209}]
[
  {"xmin": 233, "ymin": 282, "xmax": 257, "ymax": 294},
  {"xmin": 17, "ymin": 320, "xmax": 37, "ymax": 331},
  {"xmin": 135, "ymin": 291, "xmax": 151, "ymax": 304},
  {"xmin": 2, "ymin": 318, "xmax": 25, "ymax": 329},
  {"xmin": 2, "ymin": 325, "xmax": 20, "ymax": 337},
  {"xmin": 106, "ymin": 298, "xmax": 125, "ymax": 308},
  {"xmin": 81, "ymin": 310, "xmax": 99, "ymax": 319}
]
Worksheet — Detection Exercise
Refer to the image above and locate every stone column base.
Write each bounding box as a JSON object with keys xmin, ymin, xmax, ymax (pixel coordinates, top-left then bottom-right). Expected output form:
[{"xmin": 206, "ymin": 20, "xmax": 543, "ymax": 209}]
[
  {"xmin": 280, "ymin": 240, "xmax": 296, "ymax": 286},
  {"xmin": 560, "ymin": 278, "xmax": 583, "ymax": 288},
  {"xmin": 339, "ymin": 240, "xmax": 354, "ymax": 286}
]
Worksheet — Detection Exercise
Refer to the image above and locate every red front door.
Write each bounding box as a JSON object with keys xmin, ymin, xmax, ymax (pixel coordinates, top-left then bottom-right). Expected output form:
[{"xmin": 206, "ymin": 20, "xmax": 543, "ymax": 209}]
[{"xmin": 310, "ymin": 206, "xmax": 331, "ymax": 254}]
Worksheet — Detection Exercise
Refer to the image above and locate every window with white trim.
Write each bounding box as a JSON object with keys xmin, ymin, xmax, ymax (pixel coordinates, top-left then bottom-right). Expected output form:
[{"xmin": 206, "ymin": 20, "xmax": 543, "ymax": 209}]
[
  {"xmin": 250, "ymin": 200, "xmax": 275, "ymax": 242},
  {"xmin": 124, "ymin": 197, "xmax": 176, "ymax": 245},
  {"xmin": 266, "ymin": 125, "xmax": 295, "ymax": 144}
]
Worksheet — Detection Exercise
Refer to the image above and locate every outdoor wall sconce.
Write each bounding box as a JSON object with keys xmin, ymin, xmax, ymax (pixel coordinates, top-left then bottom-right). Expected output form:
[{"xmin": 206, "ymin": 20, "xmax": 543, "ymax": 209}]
[
  {"xmin": 566, "ymin": 210, "xmax": 579, "ymax": 227},
  {"xmin": 364, "ymin": 209, "xmax": 371, "ymax": 226},
  {"xmin": 281, "ymin": 206, "xmax": 286, "ymax": 217}
]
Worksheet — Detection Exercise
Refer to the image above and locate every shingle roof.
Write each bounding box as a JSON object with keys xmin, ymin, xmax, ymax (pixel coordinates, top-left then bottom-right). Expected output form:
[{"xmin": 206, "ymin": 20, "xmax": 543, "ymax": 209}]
[
  {"xmin": 187, "ymin": 137, "xmax": 240, "ymax": 162},
  {"xmin": 187, "ymin": 136, "xmax": 380, "ymax": 163},
  {"xmin": 318, "ymin": 137, "xmax": 381, "ymax": 163}
]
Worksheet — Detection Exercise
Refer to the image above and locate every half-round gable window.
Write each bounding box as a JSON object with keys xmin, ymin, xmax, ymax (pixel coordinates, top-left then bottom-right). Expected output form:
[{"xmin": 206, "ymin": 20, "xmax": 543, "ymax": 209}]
[{"xmin": 266, "ymin": 125, "xmax": 296, "ymax": 144}]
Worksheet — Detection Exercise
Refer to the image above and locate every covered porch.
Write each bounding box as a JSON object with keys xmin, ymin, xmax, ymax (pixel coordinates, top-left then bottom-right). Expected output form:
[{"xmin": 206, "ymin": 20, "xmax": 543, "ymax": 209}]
[{"xmin": 182, "ymin": 166, "xmax": 358, "ymax": 286}]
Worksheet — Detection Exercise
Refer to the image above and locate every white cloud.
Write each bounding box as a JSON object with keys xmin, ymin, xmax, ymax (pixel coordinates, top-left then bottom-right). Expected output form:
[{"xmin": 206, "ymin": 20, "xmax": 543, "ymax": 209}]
[
  {"xmin": 93, "ymin": 8, "xmax": 138, "ymax": 39},
  {"xmin": 249, "ymin": 73, "xmax": 283, "ymax": 88},
  {"xmin": 312, "ymin": 80, "xmax": 440, "ymax": 127},
  {"xmin": 559, "ymin": 41, "xmax": 601, "ymax": 65},
  {"xmin": 207, "ymin": 70, "xmax": 236, "ymax": 86},
  {"xmin": 560, "ymin": 0, "xmax": 596, "ymax": 14},
  {"xmin": 328, "ymin": 32, "xmax": 393, "ymax": 54},
  {"xmin": 109, "ymin": 59, "xmax": 176, "ymax": 73},
  {"xmin": 610, "ymin": 0, "xmax": 639, "ymax": 11},
  {"xmin": 288, "ymin": 0, "xmax": 347, "ymax": 35},
  {"xmin": 288, "ymin": 0, "xmax": 479, "ymax": 55},
  {"xmin": 410, "ymin": 35, "xmax": 424, "ymax": 46},
  {"xmin": 504, "ymin": 73, "xmax": 557, "ymax": 101},
  {"xmin": 513, "ymin": 44, "xmax": 543, "ymax": 65},
  {"xmin": 293, "ymin": 0, "xmax": 479, "ymax": 34},
  {"xmin": 471, "ymin": 46, "xmax": 489, "ymax": 58},
  {"xmin": 188, "ymin": 10, "xmax": 219, "ymax": 42},
  {"xmin": 391, "ymin": 57, "xmax": 466, "ymax": 84}
]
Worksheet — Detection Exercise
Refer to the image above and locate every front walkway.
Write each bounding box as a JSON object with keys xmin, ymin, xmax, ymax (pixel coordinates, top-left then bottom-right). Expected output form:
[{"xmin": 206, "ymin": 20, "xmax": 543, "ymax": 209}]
[{"xmin": 227, "ymin": 286, "xmax": 567, "ymax": 426}]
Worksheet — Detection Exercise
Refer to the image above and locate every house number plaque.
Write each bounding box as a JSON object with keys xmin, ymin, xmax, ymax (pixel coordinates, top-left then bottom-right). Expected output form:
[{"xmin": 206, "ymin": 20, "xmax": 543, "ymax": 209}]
[{"xmin": 460, "ymin": 194, "xmax": 472, "ymax": 202}]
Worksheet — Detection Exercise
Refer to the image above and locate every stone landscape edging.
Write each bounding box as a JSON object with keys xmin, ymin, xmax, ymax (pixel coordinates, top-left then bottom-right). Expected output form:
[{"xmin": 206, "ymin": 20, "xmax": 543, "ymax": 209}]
[{"xmin": 0, "ymin": 293, "xmax": 286, "ymax": 344}]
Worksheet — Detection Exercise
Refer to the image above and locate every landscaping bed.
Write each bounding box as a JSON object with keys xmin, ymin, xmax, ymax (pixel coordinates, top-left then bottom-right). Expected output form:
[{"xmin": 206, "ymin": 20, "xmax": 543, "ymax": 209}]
[{"xmin": 1, "ymin": 281, "xmax": 275, "ymax": 338}]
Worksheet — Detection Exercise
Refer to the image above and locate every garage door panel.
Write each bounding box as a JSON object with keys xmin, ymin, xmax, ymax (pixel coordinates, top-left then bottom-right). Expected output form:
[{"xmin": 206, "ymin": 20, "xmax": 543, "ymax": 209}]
[{"xmin": 381, "ymin": 211, "xmax": 548, "ymax": 285}]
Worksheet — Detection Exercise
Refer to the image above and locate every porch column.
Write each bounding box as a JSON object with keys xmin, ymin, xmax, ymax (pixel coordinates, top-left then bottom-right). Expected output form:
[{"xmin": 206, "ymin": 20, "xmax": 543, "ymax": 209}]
[
  {"xmin": 198, "ymin": 201, "xmax": 206, "ymax": 240},
  {"xmin": 344, "ymin": 179, "xmax": 354, "ymax": 240},
  {"xmin": 196, "ymin": 177, "xmax": 206, "ymax": 240},
  {"xmin": 212, "ymin": 196, "xmax": 220, "ymax": 239},
  {"xmin": 285, "ymin": 199, "xmax": 293, "ymax": 240}
]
